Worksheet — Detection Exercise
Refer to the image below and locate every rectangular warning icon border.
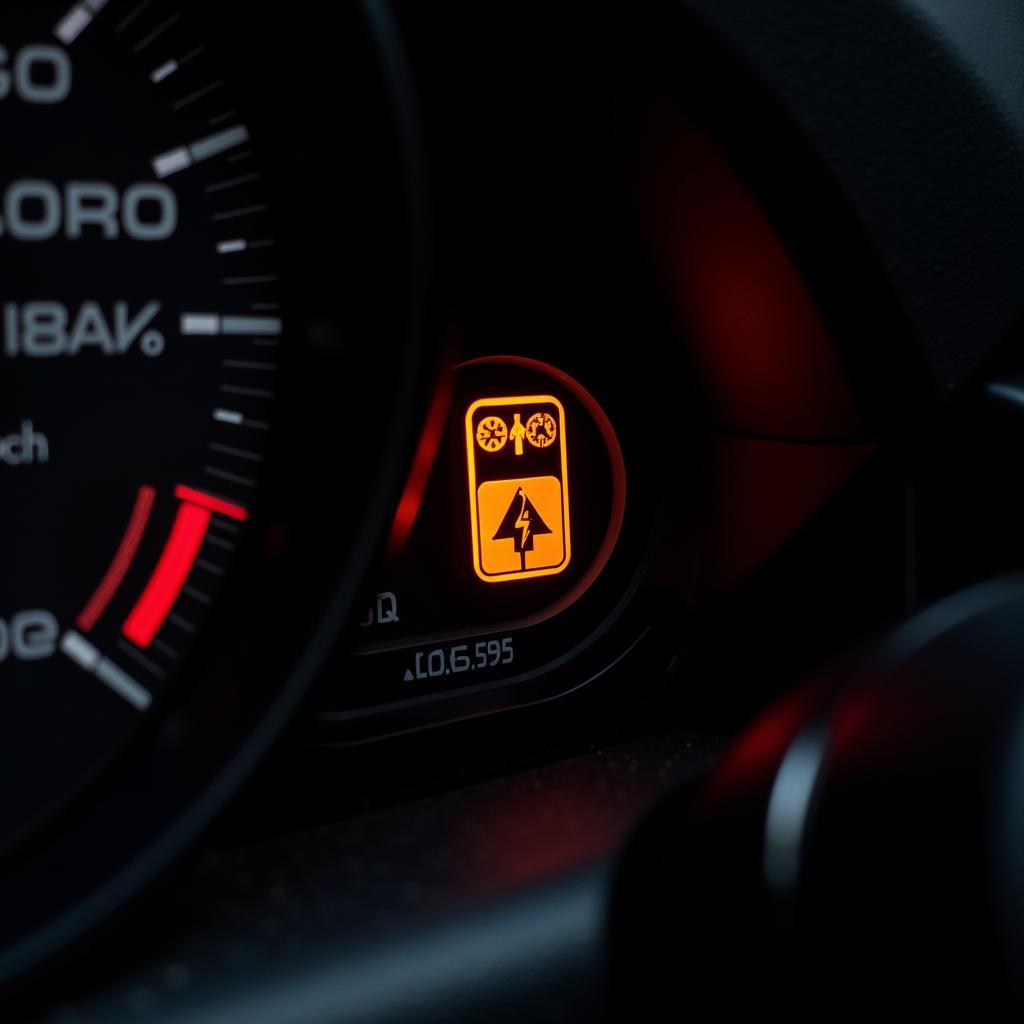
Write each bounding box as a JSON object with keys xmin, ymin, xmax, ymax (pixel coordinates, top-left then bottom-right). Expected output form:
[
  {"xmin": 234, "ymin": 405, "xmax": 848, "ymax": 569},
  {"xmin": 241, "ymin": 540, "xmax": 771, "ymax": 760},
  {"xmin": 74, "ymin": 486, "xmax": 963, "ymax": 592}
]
[{"xmin": 465, "ymin": 394, "xmax": 572, "ymax": 583}]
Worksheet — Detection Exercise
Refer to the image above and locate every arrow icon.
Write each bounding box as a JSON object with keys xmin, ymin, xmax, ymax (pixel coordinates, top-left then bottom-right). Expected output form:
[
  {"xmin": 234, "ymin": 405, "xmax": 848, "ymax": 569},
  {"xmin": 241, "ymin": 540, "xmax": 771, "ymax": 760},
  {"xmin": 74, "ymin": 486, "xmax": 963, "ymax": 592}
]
[{"xmin": 492, "ymin": 486, "xmax": 553, "ymax": 571}]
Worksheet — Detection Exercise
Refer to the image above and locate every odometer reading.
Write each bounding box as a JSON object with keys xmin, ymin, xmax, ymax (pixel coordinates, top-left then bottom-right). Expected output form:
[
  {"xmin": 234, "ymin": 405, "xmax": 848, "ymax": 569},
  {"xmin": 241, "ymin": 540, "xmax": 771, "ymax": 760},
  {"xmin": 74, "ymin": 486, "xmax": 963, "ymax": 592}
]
[
  {"xmin": 404, "ymin": 637, "xmax": 515, "ymax": 684},
  {"xmin": 0, "ymin": 1, "xmax": 281, "ymax": 856}
]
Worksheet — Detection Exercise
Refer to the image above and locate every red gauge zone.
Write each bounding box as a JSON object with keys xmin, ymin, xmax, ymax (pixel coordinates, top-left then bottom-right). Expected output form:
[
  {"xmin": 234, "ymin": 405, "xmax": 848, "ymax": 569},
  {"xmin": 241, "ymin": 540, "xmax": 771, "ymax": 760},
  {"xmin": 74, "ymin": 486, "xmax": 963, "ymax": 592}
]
[{"xmin": 0, "ymin": 0, "xmax": 279, "ymax": 859}]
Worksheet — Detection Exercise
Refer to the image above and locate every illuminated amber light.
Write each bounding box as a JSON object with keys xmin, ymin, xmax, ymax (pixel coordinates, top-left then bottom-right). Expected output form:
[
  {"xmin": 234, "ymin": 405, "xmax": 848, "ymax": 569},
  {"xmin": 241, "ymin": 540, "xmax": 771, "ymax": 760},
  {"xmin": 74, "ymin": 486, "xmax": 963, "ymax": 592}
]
[
  {"xmin": 476, "ymin": 415, "xmax": 509, "ymax": 452},
  {"xmin": 526, "ymin": 411, "xmax": 557, "ymax": 449},
  {"xmin": 465, "ymin": 395, "xmax": 571, "ymax": 583}
]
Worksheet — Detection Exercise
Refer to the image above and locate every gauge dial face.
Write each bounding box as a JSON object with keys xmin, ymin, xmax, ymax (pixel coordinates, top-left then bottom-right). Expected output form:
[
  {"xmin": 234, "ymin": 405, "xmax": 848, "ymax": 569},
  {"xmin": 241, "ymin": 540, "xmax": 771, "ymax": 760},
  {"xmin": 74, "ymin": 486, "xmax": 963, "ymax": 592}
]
[{"xmin": 0, "ymin": 3, "xmax": 280, "ymax": 854}]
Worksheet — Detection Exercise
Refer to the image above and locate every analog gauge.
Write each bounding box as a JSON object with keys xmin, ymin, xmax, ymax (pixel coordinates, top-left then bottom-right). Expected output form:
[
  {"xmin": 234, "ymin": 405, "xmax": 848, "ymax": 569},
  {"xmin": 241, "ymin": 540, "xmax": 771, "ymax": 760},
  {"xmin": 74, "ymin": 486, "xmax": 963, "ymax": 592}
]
[
  {"xmin": 0, "ymin": 0, "xmax": 281, "ymax": 859},
  {"xmin": 0, "ymin": 0, "xmax": 428, "ymax": 985}
]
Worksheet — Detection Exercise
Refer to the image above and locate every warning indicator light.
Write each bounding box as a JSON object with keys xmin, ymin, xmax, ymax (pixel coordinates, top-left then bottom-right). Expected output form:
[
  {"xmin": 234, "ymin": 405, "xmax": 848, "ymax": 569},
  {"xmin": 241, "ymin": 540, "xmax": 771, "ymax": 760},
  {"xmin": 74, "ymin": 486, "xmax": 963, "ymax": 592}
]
[
  {"xmin": 476, "ymin": 415, "xmax": 509, "ymax": 453},
  {"xmin": 465, "ymin": 395, "xmax": 571, "ymax": 582}
]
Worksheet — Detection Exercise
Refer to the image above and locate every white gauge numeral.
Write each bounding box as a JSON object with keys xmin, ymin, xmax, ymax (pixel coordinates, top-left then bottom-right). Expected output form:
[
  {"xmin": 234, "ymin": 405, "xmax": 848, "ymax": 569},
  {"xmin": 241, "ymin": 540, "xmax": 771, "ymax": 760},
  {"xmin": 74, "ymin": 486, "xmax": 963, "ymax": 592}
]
[
  {"xmin": 0, "ymin": 45, "xmax": 72, "ymax": 105},
  {"xmin": 0, "ymin": 611, "xmax": 59, "ymax": 664},
  {"xmin": 0, "ymin": 181, "xmax": 178, "ymax": 243},
  {"xmin": 3, "ymin": 301, "xmax": 165, "ymax": 359}
]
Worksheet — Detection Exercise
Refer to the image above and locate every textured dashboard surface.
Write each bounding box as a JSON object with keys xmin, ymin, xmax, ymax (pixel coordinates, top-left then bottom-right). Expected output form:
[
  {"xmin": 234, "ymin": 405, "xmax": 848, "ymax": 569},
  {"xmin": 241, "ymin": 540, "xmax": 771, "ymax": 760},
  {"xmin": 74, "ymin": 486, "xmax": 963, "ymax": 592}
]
[
  {"xmin": 35, "ymin": 734, "xmax": 719, "ymax": 1024},
  {"xmin": 682, "ymin": 0, "xmax": 1024, "ymax": 398}
]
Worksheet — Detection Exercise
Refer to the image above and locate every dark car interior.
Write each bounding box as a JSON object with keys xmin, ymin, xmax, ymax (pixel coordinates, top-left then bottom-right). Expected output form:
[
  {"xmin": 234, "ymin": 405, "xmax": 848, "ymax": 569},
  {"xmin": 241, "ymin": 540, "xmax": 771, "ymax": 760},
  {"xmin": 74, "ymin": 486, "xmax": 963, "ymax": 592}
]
[{"xmin": 5, "ymin": 1, "xmax": 1024, "ymax": 1020}]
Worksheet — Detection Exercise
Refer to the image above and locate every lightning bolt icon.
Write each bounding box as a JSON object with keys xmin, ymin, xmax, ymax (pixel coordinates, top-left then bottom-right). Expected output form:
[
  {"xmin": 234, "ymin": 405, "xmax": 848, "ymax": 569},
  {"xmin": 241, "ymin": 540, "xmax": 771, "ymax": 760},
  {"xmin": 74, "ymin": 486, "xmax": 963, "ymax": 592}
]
[
  {"xmin": 491, "ymin": 482, "xmax": 553, "ymax": 573},
  {"xmin": 514, "ymin": 489, "xmax": 532, "ymax": 553}
]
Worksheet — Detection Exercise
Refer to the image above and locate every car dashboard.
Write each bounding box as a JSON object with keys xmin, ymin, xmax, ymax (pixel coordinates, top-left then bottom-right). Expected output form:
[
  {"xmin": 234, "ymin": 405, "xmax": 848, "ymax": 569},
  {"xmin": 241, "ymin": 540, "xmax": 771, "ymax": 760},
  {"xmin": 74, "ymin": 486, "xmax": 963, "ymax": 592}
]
[{"xmin": 4, "ymin": 2, "xmax": 1024, "ymax": 1020}]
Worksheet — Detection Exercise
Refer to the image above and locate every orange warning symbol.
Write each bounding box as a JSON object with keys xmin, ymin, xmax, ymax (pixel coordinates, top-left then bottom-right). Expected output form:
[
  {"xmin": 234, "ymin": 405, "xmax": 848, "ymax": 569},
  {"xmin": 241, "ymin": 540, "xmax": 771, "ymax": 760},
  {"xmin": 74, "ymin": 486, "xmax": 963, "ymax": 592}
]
[
  {"xmin": 465, "ymin": 395, "xmax": 571, "ymax": 582},
  {"xmin": 526, "ymin": 411, "xmax": 557, "ymax": 449},
  {"xmin": 476, "ymin": 415, "xmax": 508, "ymax": 452}
]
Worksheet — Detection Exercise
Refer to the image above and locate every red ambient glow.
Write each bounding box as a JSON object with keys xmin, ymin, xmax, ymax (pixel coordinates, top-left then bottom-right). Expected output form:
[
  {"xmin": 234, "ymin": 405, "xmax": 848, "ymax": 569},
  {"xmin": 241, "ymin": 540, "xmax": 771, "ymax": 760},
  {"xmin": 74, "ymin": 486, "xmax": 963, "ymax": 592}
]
[
  {"xmin": 385, "ymin": 372, "xmax": 455, "ymax": 561},
  {"xmin": 77, "ymin": 484, "xmax": 156, "ymax": 632}
]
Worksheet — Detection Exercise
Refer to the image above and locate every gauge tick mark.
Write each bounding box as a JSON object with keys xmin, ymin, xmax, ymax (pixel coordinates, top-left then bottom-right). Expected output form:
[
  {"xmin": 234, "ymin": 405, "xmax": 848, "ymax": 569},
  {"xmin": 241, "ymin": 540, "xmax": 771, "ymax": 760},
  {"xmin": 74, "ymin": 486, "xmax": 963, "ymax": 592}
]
[
  {"xmin": 60, "ymin": 631, "xmax": 153, "ymax": 711},
  {"xmin": 152, "ymin": 125, "xmax": 251, "ymax": 179},
  {"xmin": 132, "ymin": 12, "xmax": 183, "ymax": 55},
  {"xmin": 181, "ymin": 313, "xmax": 281, "ymax": 337},
  {"xmin": 55, "ymin": 0, "xmax": 110, "ymax": 45},
  {"xmin": 151, "ymin": 60, "xmax": 179, "ymax": 84}
]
